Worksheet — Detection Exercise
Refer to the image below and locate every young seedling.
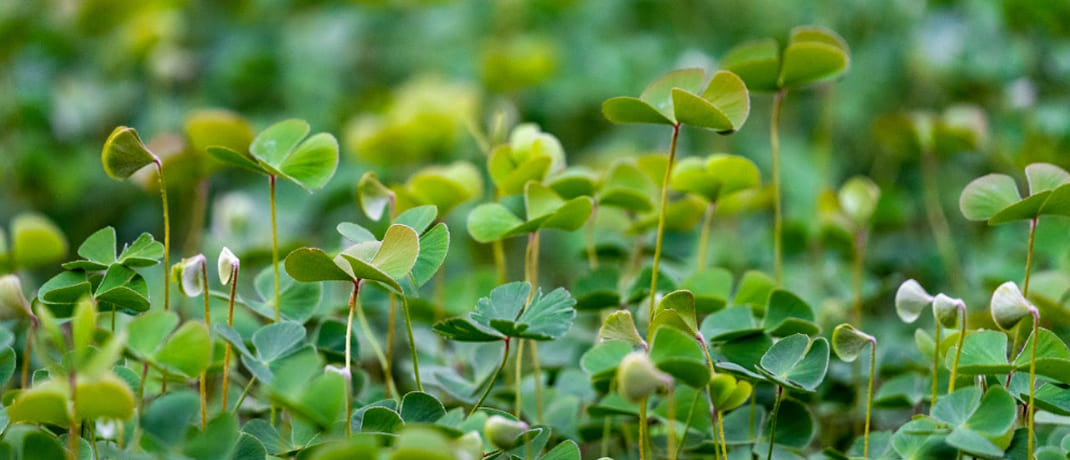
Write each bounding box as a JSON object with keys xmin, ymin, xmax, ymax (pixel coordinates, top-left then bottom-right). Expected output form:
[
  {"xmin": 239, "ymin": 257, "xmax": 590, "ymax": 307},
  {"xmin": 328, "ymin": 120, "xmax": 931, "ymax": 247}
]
[
  {"xmin": 990, "ymin": 281, "xmax": 1040, "ymax": 459},
  {"xmin": 669, "ymin": 154, "xmax": 761, "ymax": 271},
  {"xmin": 208, "ymin": 119, "xmax": 340, "ymax": 322},
  {"xmin": 754, "ymin": 333, "xmax": 829, "ymax": 460},
  {"xmin": 822, "ymin": 176, "xmax": 880, "ymax": 325},
  {"xmin": 831, "ymin": 323, "xmax": 876, "ymax": 458},
  {"xmin": 217, "ymin": 247, "xmax": 240, "ymax": 410},
  {"xmin": 173, "ymin": 254, "xmax": 210, "ymax": 429},
  {"xmin": 102, "ymin": 127, "xmax": 174, "ymax": 310},
  {"xmin": 894, "ymin": 279, "xmax": 942, "ymax": 406},
  {"xmin": 932, "ymin": 294, "xmax": 967, "ymax": 393},
  {"xmin": 602, "ymin": 68, "xmax": 750, "ymax": 333},
  {"xmin": 721, "ymin": 26, "xmax": 850, "ymax": 282}
]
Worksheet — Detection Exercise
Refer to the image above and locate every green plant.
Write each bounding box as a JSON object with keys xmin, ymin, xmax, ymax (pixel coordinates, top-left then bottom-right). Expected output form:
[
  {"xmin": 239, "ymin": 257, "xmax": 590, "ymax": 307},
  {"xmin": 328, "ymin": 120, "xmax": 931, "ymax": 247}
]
[
  {"xmin": 831, "ymin": 323, "xmax": 876, "ymax": 458},
  {"xmin": 721, "ymin": 26, "xmax": 851, "ymax": 282},
  {"xmin": 208, "ymin": 119, "xmax": 340, "ymax": 322},
  {"xmin": 991, "ymin": 281, "xmax": 1040, "ymax": 460}
]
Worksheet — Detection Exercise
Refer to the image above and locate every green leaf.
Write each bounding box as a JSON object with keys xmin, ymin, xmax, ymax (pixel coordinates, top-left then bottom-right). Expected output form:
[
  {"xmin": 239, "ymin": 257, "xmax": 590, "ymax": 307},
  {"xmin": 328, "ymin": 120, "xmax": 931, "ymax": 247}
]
[
  {"xmin": 639, "ymin": 68, "xmax": 706, "ymax": 119},
  {"xmin": 9, "ymin": 381, "xmax": 70, "ymax": 426},
  {"xmin": 23, "ymin": 431, "xmax": 66, "ymax": 460},
  {"xmin": 405, "ymin": 162, "xmax": 483, "ymax": 216},
  {"xmin": 581, "ymin": 341, "xmax": 632, "ymax": 393},
  {"xmin": 285, "ymin": 248, "xmax": 353, "ymax": 282},
  {"xmin": 681, "ymin": 267, "xmax": 733, "ymax": 313},
  {"xmin": 279, "ymin": 132, "xmax": 340, "ymax": 190},
  {"xmin": 118, "ymin": 232, "xmax": 164, "ymax": 267},
  {"xmin": 651, "ymin": 289, "xmax": 698, "ymax": 336},
  {"xmin": 540, "ymin": 440, "xmax": 580, "ymax": 460},
  {"xmin": 601, "ymin": 98, "xmax": 672, "ymax": 125},
  {"xmin": 358, "ymin": 172, "xmax": 394, "ymax": 221},
  {"xmin": 694, "ymin": 70, "xmax": 750, "ymax": 132},
  {"xmin": 431, "ymin": 317, "xmax": 504, "ymax": 342},
  {"xmin": 126, "ymin": 311, "xmax": 180, "ymax": 358},
  {"xmin": 701, "ymin": 306, "xmax": 760, "ymax": 342},
  {"xmin": 762, "ymin": 397, "xmax": 816, "ymax": 448},
  {"xmin": 0, "ymin": 347, "xmax": 15, "ymax": 387},
  {"xmin": 10, "ymin": 213, "xmax": 68, "ymax": 270},
  {"xmin": 466, "ymin": 203, "xmax": 524, "ymax": 243},
  {"xmin": 142, "ymin": 390, "xmax": 200, "ymax": 447},
  {"xmin": 207, "ymin": 146, "xmax": 262, "ymax": 173},
  {"xmin": 734, "ymin": 270, "xmax": 776, "ymax": 313},
  {"xmin": 399, "ymin": 391, "xmax": 446, "ymax": 424},
  {"xmin": 76, "ymin": 227, "xmax": 116, "ymax": 266},
  {"xmin": 184, "ymin": 412, "xmax": 240, "ymax": 460},
  {"xmin": 721, "ymin": 38, "xmax": 781, "ymax": 92},
  {"xmin": 649, "ymin": 327, "xmax": 710, "ymax": 387},
  {"xmin": 762, "ymin": 290, "xmax": 818, "ymax": 337},
  {"xmin": 598, "ymin": 310, "xmax": 645, "ymax": 348},
  {"xmin": 959, "ymin": 174, "xmax": 1020, "ymax": 222},
  {"xmin": 250, "ymin": 119, "xmax": 310, "ymax": 166},
  {"xmin": 394, "ymin": 205, "xmax": 438, "ymax": 234},
  {"xmin": 947, "ymin": 330, "xmax": 1011, "ymax": 376},
  {"xmin": 75, "ymin": 373, "xmax": 135, "ymax": 421},
  {"xmin": 988, "ymin": 190, "xmax": 1050, "ymax": 224},
  {"xmin": 101, "ymin": 126, "xmax": 157, "ymax": 179},
  {"xmin": 156, "ymin": 321, "xmax": 212, "ymax": 378},
  {"xmin": 1025, "ymin": 163, "xmax": 1070, "ymax": 195},
  {"xmin": 184, "ymin": 109, "xmax": 254, "ymax": 154},
  {"xmin": 71, "ymin": 297, "xmax": 97, "ymax": 357},
  {"xmin": 1013, "ymin": 328, "xmax": 1070, "ymax": 384},
  {"xmin": 778, "ymin": 26, "xmax": 850, "ymax": 89},
  {"xmin": 369, "ymin": 224, "xmax": 420, "ymax": 280},
  {"xmin": 514, "ymin": 286, "xmax": 577, "ymax": 341},
  {"xmin": 757, "ymin": 334, "xmax": 830, "ymax": 392},
  {"xmin": 253, "ymin": 321, "xmax": 306, "ymax": 362},
  {"xmin": 411, "ymin": 223, "xmax": 449, "ymax": 288},
  {"xmin": 671, "ymin": 88, "xmax": 735, "ymax": 132},
  {"xmin": 831, "ymin": 323, "xmax": 874, "ymax": 363},
  {"xmin": 361, "ymin": 406, "xmax": 404, "ymax": 433},
  {"xmin": 436, "ymin": 282, "xmax": 575, "ymax": 342}
]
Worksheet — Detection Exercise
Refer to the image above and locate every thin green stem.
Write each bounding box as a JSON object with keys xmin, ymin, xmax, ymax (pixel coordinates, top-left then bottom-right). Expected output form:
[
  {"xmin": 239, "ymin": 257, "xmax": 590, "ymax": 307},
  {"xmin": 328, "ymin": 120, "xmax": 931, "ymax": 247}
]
[
  {"xmin": 69, "ymin": 368, "xmax": 79, "ymax": 460},
  {"xmin": 638, "ymin": 396, "xmax": 649, "ymax": 460},
  {"xmin": 586, "ymin": 205, "xmax": 600, "ymax": 270},
  {"xmin": 931, "ymin": 324, "xmax": 941, "ymax": 409},
  {"xmin": 155, "ymin": 161, "xmax": 171, "ymax": 311},
  {"xmin": 666, "ymin": 384, "xmax": 677, "ymax": 460},
  {"xmin": 531, "ymin": 343, "xmax": 543, "ymax": 424},
  {"xmin": 514, "ymin": 339, "xmax": 525, "ymax": 418},
  {"xmin": 386, "ymin": 294, "xmax": 396, "ymax": 399},
  {"xmin": 345, "ymin": 281, "xmax": 359, "ymax": 437},
  {"xmin": 470, "ymin": 339, "xmax": 511, "ymax": 417},
  {"xmin": 354, "ymin": 281, "xmax": 398, "ymax": 399},
  {"xmin": 270, "ymin": 175, "xmax": 280, "ymax": 322},
  {"xmin": 492, "ymin": 240, "xmax": 507, "ymax": 285},
  {"xmin": 1028, "ymin": 309, "xmax": 1039, "ymax": 460},
  {"xmin": 233, "ymin": 376, "xmax": 257, "ymax": 414},
  {"xmin": 649, "ymin": 123, "xmax": 681, "ymax": 334},
  {"xmin": 20, "ymin": 325, "xmax": 33, "ymax": 388},
  {"xmin": 948, "ymin": 306, "xmax": 966, "ymax": 393},
  {"xmin": 716, "ymin": 409, "xmax": 728, "ymax": 460},
  {"xmin": 771, "ymin": 90, "xmax": 786, "ymax": 284},
  {"xmin": 864, "ymin": 339, "xmax": 876, "ymax": 459},
  {"xmin": 674, "ymin": 390, "xmax": 702, "ymax": 460},
  {"xmin": 400, "ymin": 295, "xmax": 422, "ymax": 391},
  {"xmin": 696, "ymin": 203, "xmax": 716, "ymax": 272},
  {"xmin": 766, "ymin": 386, "xmax": 784, "ymax": 460},
  {"xmin": 1024, "ymin": 217, "xmax": 1037, "ymax": 296},
  {"xmin": 222, "ymin": 265, "xmax": 238, "ymax": 410},
  {"xmin": 200, "ymin": 262, "xmax": 210, "ymax": 429}
]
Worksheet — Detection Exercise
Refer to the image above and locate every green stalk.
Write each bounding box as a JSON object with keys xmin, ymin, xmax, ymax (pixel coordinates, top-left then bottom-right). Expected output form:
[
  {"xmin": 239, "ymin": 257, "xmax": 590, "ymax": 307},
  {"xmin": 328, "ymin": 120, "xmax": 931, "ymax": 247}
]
[
  {"xmin": 492, "ymin": 240, "xmax": 507, "ymax": 284},
  {"xmin": 270, "ymin": 175, "xmax": 280, "ymax": 322},
  {"xmin": 674, "ymin": 390, "xmax": 702, "ymax": 460},
  {"xmin": 696, "ymin": 203, "xmax": 716, "ymax": 272},
  {"xmin": 400, "ymin": 295, "xmax": 422, "ymax": 391},
  {"xmin": 770, "ymin": 90, "xmax": 786, "ymax": 284},
  {"xmin": 69, "ymin": 368, "xmax": 79, "ymax": 460},
  {"xmin": 514, "ymin": 339, "xmax": 525, "ymax": 418},
  {"xmin": 345, "ymin": 281, "xmax": 359, "ymax": 436},
  {"xmin": 766, "ymin": 385, "xmax": 784, "ymax": 460},
  {"xmin": 1027, "ymin": 309, "xmax": 1039, "ymax": 460},
  {"xmin": 232, "ymin": 376, "xmax": 257, "ymax": 414},
  {"xmin": 649, "ymin": 123, "xmax": 681, "ymax": 333},
  {"xmin": 948, "ymin": 306, "xmax": 966, "ymax": 393},
  {"xmin": 586, "ymin": 205, "xmax": 600, "ymax": 270},
  {"xmin": 931, "ymin": 324, "xmax": 941, "ymax": 409},
  {"xmin": 851, "ymin": 230, "xmax": 866, "ymax": 326},
  {"xmin": 20, "ymin": 324, "xmax": 33, "ymax": 388},
  {"xmin": 1024, "ymin": 217, "xmax": 1037, "ymax": 296},
  {"xmin": 531, "ymin": 343, "xmax": 543, "ymax": 424},
  {"xmin": 199, "ymin": 262, "xmax": 210, "ymax": 430},
  {"xmin": 716, "ymin": 409, "xmax": 728, "ymax": 460},
  {"xmin": 155, "ymin": 161, "xmax": 171, "ymax": 311},
  {"xmin": 863, "ymin": 338, "xmax": 876, "ymax": 459},
  {"xmin": 222, "ymin": 264, "xmax": 239, "ymax": 410},
  {"xmin": 386, "ymin": 294, "xmax": 396, "ymax": 399},
  {"xmin": 638, "ymin": 396, "xmax": 649, "ymax": 460},
  {"xmin": 470, "ymin": 339, "xmax": 511, "ymax": 417}
]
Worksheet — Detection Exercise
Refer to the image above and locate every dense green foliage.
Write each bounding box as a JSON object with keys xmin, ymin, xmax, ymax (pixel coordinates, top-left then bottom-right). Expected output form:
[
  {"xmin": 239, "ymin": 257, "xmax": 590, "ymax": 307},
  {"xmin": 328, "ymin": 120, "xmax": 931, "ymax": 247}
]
[{"xmin": 5, "ymin": 1, "xmax": 1070, "ymax": 459}]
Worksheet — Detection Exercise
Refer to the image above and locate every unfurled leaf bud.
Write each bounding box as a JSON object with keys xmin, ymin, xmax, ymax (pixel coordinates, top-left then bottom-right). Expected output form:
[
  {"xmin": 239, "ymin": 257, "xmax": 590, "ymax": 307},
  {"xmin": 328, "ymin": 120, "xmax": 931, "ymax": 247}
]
[
  {"xmin": 483, "ymin": 415, "xmax": 528, "ymax": 450},
  {"xmin": 616, "ymin": 351, "xmax": 670, "ymax": 403}
]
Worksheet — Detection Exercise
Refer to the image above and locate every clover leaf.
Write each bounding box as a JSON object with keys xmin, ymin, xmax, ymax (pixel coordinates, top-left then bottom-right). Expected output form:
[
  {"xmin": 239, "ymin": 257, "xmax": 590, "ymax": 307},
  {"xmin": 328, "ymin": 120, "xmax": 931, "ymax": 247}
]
[
  {"xmin": 285, "ymin": 223, "xmax": 420, "ymax": 293},
  {"xmin": 930, "ymin": 386, "xmax": 1017, "ymax": 458},
  {"xmin": 432, "ymin": 281, "xmax": 577, "ymax": 342},
  {"xmin": 960, "ymin": 163, "xmax": 1070, "ymax": 225},
  {"xmin": 602, "ymin": 68, "xmax": 749, "ymax": 133},
  {"xmin": 466, "ymin": 181, "xmax": 593, "ymax": 244},
  {"xmin": 755, "ymin": 333, "xmax": 830, "ymax": 392},
  {"xmin": 722, "ymin": 26, "xmax": 851, "ymax": 92},
  {"xmin": 207, "ymin": 119, "xmax": 339, "ymax": 191},
  {"xmin": 670, "ymin": 154, "xmax": 760, "ymax": 204}
]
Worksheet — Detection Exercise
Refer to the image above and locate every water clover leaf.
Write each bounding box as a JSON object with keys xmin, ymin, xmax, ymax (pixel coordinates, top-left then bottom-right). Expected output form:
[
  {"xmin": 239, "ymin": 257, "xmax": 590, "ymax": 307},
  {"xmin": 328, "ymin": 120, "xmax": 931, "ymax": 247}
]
[
  {"xmin": 62, "ymin": 227, "xmax": 162, "ymax": 271},
  {"xmin": 401, "ymin": 161, "xmax": 484, "ymax": 217},
  {"xmin": 488, "ymin": 124, "xmax": 566, "ymax": 195},
  {"xmin": 581, "ymin": 341, "xmax": 632, "ymax": 394},
  {"xmin": 670, "ymin": 154, "xmax": 761, "ymax": 203},
  {"xmin": 598, "ymin": 310, "xmax": 644, "ymax": 348},
  {"xmin": 411, "ymin": 222, "xmax": 450, "ymax": 288},
  {"xmin": 1012, "ymin": 328, "xmax": 1070, "ymax": 385},
  {"xmin": 756, "ymin": 333, "xmax": 830, "ymax": 392},
  {"xmin": 598, "ymin": 161, "xmax": 656, "ymax": 213},
  {"xmin": 125, "ymin": 311, "xmax": 211, "ymax": 379},
  {"xmin": 208, "ymin": 119, "xmax": 339, "ymax": 191},
  {"xmin": 960, "ymin": 163, "xmax": 1070, "ymax": 225},
  {"xmin": 252, "ymin": 321, "xmax": 306, "ymax": 363},
  {"xmin": 930, "ymin": 386, "xmax": 1017, "ymax": 458},
  {"xmin": 649, "ymin": 326, "xmax": 710, "ymax": 387},
  {"xmin": 102, "ymin": 126, "xmax": 158, "ymax": 179},
  {"xmin": 944, "ymin": 330, "xmax": 1012, "ymax": 376},
  {"xmin": 708, "ymin": 374, "xmax": 752, "ymax": 411},
  {"xmin": 466, "ymin": 182, "xmax": 593, "ymax": 243},
  {"xmin": 722, "ymin": 26, "xmax": 850, "ymax": 92},
  {"xmin": 432, "ymin": 281, "xmax": 577, "ymax": 342},
  {"xmin": 762, "ymin": 289, "xmax": 819, "ymax": 337},
  {"xmin": 650, "ymin": 289, "xmax": 698, "ymax": 337},
  {"xmin": 602, "ymin": 68, "xmax": 750, "ymax": 133},
  {"xmin": 831, "ymin": 323, "xmax": 875, "ymax": 363},
  {"xmin": 286, "ymin": 223, "xmax": 419, "ymax": 294},
  {"xmin": 9, "ymin": 213, "xmax": 68, "ymax": 270}
]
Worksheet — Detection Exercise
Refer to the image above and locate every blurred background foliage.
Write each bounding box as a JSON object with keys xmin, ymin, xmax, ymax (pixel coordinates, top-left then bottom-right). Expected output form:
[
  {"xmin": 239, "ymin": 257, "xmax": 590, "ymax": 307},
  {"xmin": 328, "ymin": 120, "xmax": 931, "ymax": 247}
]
[{"xmin": 4, "ymin": 0, "xmax": 1070, "ymax": 323}]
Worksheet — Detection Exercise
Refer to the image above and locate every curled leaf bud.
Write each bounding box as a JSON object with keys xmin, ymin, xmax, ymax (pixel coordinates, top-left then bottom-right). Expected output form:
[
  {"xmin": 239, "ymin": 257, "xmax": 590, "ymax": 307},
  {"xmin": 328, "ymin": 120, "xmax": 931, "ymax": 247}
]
[
  {"xmin": 218, "ymin": 247, "xmax": 239, "ymax": 285},
  {"xmin": 175, "ymin": 254, "xmax": 207, "ymax": 297},
  {"xmin": 0, "ymin": 274, "xmax": 31, "ymax": 317},
  {"xmin": 990, "ymin": 281, "xmax": 1037, "ymax": 330},
  {"xmin": 932, "ymin": 293, "xmax": 965, "ymax": 329},
  {"xmin": 483, "ymin": 415, "xmax": 528, "ymax": 450},
  {"xmin": 616, "ymin": 351, "xmax": 670, "ymax": 403},
  {"xmin": 895, "ymin": 279, "xmax": 933, "ymax": 323}
]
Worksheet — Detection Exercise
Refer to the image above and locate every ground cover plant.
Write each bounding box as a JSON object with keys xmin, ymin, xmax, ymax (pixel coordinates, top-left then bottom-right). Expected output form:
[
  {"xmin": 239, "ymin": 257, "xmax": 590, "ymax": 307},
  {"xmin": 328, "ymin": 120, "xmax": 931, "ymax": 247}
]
[{"xmin": 5, "ymin": 1, "xmax": 1070, "ymax": 459}]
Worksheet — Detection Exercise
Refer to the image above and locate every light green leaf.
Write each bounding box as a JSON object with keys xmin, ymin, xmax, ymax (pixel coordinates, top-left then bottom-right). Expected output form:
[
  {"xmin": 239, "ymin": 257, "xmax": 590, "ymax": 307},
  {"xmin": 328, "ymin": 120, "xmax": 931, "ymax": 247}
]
[
  {"xmin": 639, "ymin": 68, "xmax": 706, "ymax": 118},
  {"xmin": 778, "ymin": 26, "xmax": 850, "ymax": 89},
  {"xmin": 831, "ymin": 323, "xmax": 873, "ymax": 363},
  {"xmin": 721, "ymin": 38, "xmax": 781, "ymax": 93},
  {"xmin": 250, "ymin": 119, "xmax": 310, "ymax": 166},
  {"xmin": 411, "ymin": 223, "xmax": 449, "ymax": 288},
  {"xmin": 947, "ymin": 330, "xmax": 1011, "ymax": 376},
  {"xmin": 285, "ymin": 248, "xmax": 353, "ymax": 282},
  {"xmin": 757, "ymin": 334, "xmax": 829, "ymax": 392},
  {"xmin": 357, "ymin": 172, "xmax": 393, "ymax": 221},
  {"xmin": 599, "ymin": 310, "xmax": 644, "ymax": 348},
  {"xmin": 1025, "ymin": 163, "xmax": 1070, "ymax": 195},
  {"xmin": 10, "ymin": 213, "xmax": 67, "ymax": 270},
  {"xmin": 156, "ymin": 321, "xmax": 212, "ymax": 378},
  {"xmin": 697, "ymin": 70, "xmax": 750, "ymax": 132},
  {"xmin": 101, "ymin": 126, "xmax": 157, "ymax": 179},
  {"xmin": 466, "ymin": 203, "xmax": 524, "ymax": 243},
  {"xmin": 959, "ymin": 174, "xmax": 1020, "ymax": 222},
  {"xmin": 279, "ymin": 132, "xmax": 339, "ymax": 190},
  {"xmin": 253, "ymin": 321, "xmax": 306, "ymax": 362},
  {"xmin": 649, "ymin": 327, "xmax": 710, "ymax": 387},
  {"xmin": 370, "ymin": 224, "xmax": 420, "ymax": 280}
]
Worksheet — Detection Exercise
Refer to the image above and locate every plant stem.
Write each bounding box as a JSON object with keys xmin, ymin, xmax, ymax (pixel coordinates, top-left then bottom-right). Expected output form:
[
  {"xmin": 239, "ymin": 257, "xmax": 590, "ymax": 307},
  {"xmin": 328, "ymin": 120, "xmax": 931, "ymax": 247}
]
[
  {"xmin": 851, "ymin": 230, "xmax": 866, "ymax": 327},
  {"xmin": 531, "ymin": 343, "xmax": 543, "ymax": 424},
  {"xmin": 1024, "ymin": 217, "xmax": 1037, "ymax": 296},
  {"xmin": 586, "ymin": 205, "xmax": 600, "ymax": 270},
  {"xmin": 354, "ymin": 282, "xmax": 398, "ymax": 399},
  {"xmin": 920, "ymin": 149, "xmax": 964, "ymax": 291},
  {"xmin": 638, "ymin": 396, "xmax": 649, "ymax": 460},
  {"xmin": 200, "ymin": 262, "xmax": 210, "ymax": 429},
  {"xmin": 716, "ymin": 409, "xmax": 728, "ymax": 460},
  {"xmin": 696, "ymin": 203, "xmax": 716, "ymax": 272},
  {"xmin": 649, "ymin": 123, "xmax": 681, "ymax": 334},
  {"xmin": 948, "ymin": 306, "xmax": 966, "ymax": 393},
  {"xmin": 766, "ymin": 385, "xmax": 784, "ymax": 460},
  {"xmin": 155, "ymin": 161, "xmax": 171, "ymax": 311},
  {"xmin": 1027, "ymin": 309, "xmax": 1039, "ymax": 460},
  {"xmin": 233, "ymin": 376, "xmax": 257, "ymax": 414},
  {"xmin": 69, "ymin": 367, "xmax": 79, "ymax": 460},
  {"xmin": 386, "ymin": 293, "xmax": 396, "ymax": 399},
  {"xmin": 514, "ymin": 338, "xmax": 525, "ymax": 418},
  {"xmin": 345, "ymin": 281, "xmax": 360, "ymax": 436},
  {"xmin": 222, "ymin": 264, "xmax": 238, "ymax": 411},
  {"xmin": 770, "ymin": 90, "xmax": 786, "ymax": 284},
  {"xmin": 492, "ymin": 240, "xmax": 507, "ymax": 284},
  {"xmin": 470, "ymin": 339, "xmax": 510, "ymax": 417},
  {"xmin": 20, "ymin": 324, "xmax": 33, "ymax": 388},
  {"xmin": 400, "ymin": 295, "xmax": 422, "ymax": 391},
  {"xmin": 666, "ymin": 384, "xmax": 677, "ymax": 460},
  {"xmin": 863, "ymin": 339, "xmax": 876, "ymax": 459},
  {"xmin": 269, "ymin": 175, "xmax": 280, "ymax": 322},
  {"xmin": 675, "ymin": 390, "xmax": 702, "ymax": 460},
  {"xmin": 600, "ymin": 414, "xmax": 613, "ymax": 458}
]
